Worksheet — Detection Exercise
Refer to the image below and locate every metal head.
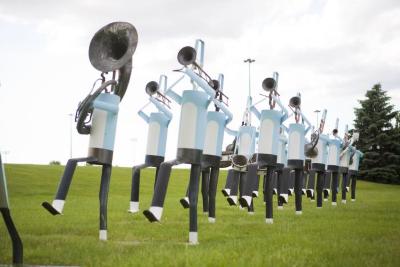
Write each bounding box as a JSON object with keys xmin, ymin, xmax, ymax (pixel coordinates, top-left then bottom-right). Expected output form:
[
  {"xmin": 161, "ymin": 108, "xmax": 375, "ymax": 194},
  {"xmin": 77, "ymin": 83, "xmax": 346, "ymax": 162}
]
[
  {"xmin": 262, "ymin": 77, "xmax": 277, "ymax": 92},
  {"xmin": 145, "ymin": 81, "xmax": 159, "ymax": 96},
  {"xmin": 177, "ymin": 46, "xmax": 197, "ymax": 66},
  {"xmin": 289, "ymin": 96, "xmax": 301, "ymax": 108},
  {"xmin": 89, "ymin": 22, "xmax": 138, "ymax": 72}
]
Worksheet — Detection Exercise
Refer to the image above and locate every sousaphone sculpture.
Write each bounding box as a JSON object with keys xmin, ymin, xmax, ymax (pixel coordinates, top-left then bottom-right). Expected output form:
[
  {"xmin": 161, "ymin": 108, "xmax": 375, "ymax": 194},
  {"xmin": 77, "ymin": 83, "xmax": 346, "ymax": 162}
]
[{"xmin": 42, "ymin": 22, "xmax": 138, "ymax": 241}]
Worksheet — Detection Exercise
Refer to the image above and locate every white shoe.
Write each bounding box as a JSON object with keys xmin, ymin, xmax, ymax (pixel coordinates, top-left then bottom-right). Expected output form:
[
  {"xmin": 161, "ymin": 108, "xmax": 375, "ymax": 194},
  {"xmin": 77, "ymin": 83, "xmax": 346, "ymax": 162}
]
[
  {"xmin": 128, "ymin": 201, "xmax": 140, "ymax": 213},
  {"xmin": 144, "ymin": 206, "xmax": 163, "ymax": 222},
  {"xmin": 189, "ymin": 232, "xmax": 199, "ymax": 245},
  {"xmin": 265, "ymin": 218, "xmax": 273, "ymax": 224},
  {"xmin": 295, "ymin": 211, "xmax": 303, "ymax": 215},
  {"xmin": 208, "ymin": 217, "xmax": 216, "ymax": 223},
  {"xmin": 99, "ymin": 230, "xmax": 107, "ymax": 241},
  {"xmin": 52, "ymin": 199, "xmax": 65, "ymax": 214},
  {"xmin": 332, "ymin": 202, "xmax": 337, "ymax": 206},
  {"xmin": 241, "ymin": 195, "xmax": 252, "ymax": 207},
  {"xmin": 342, "ymin": 200, "xmax": 347, "ymax": 204}
]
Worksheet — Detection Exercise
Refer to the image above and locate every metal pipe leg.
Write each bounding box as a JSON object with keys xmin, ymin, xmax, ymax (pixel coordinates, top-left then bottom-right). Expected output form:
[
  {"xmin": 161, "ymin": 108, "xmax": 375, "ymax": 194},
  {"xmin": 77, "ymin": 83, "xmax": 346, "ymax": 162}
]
[
  {"xmin": 323, "ymin": 172, "xmax": 331, "ymax": 200},
  {"xmin": 331, "ymin": 171, "xmax": 339, "ymax": 205},
  {"xmin": 307, "ymin": 170, "xmax": 316, "ymax": 199},
  {"xmin": 208, "ymin": 166, "xmax": 219, "ymax": 222},
  {"xmin": 331, "ymin": 172, "xmax": 339, "ymax": 206},
  {"xmin": 99, "ymin": 164, "xmax": 112, "ymax": 241},
  {"xmin": 188, "ymin": 164, "xmax": 201, "ymax": 244},
  {"xmin": 226, "ymin": 170, "xmax": 240, "ymax": 206},
  {"xmin": 351, "ymin": 174, "xmax": 357, "ymax": 201},
  {"xmin": 222, "ymin": 169, "xmax": 235, "ymax": 196},
  {"xmin": 201, "ymin": 169, "xmax": 210, "ymax": 213},
  {"xmin": 42, "ymin": 157, "xmax": 94, "ymax": 215},
  {"xmin": 278, "ymin": 168, "xmax": 290, "ymax": 205},
  {"xmin": 288, "ymin": 171, "xmax": 295, "ymax": 195},
  {"xmin": 238, "ymin": 163, "xmax": 258, "ymax": 208},
  {"xmin": 265, "ymin": 168, "xmax": 274, "ymax": 223},
  {"xmin": 1, "ymin": 208, "xmax": 23, "ymax": 265},
  {"xmin": 277, "ymin": 170, "xmax": 283, "ymax": 207},
  {"xmin": 129, "ymin": 163, "xmax": 150, "ymax": 213},
  {"xmin": 316, "ymin": 171, "xmax": 324, "ymax": 208},
  {"xmin": 294, "ymin": 169, "xmax": 303, "ymax": 214},
  {"xmin": 341, "ymin": 172, "xmax": 348, "ymax": 203},
  {"xmin": 143, "ymin": 159, "xmax": 179, "ymax": 222}
]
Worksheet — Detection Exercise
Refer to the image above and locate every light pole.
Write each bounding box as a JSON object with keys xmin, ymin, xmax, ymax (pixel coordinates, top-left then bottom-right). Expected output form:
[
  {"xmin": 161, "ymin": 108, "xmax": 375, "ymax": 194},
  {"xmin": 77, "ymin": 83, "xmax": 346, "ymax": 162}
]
[
  {"xmin": 68, "ymin": 113, "xmax": 73, "ymax": 159},
  {"xmin": 243, "ymin": 58, "xmax": 255, "ymax": 96},
  {"xmin": 243, "ymin": 58, "xmax": 255, "ymax": 125},
  {"xmin": 314, "ymin": 110, "xmax": 321, "ymax": 127}
]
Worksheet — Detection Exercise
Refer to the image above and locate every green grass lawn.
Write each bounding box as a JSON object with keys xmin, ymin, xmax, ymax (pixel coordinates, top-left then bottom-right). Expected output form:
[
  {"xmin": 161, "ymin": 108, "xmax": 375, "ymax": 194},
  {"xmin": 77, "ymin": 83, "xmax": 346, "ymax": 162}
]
[{"xmin": 1, "ymin": 164, "xmax": 400, "ymax": 267}]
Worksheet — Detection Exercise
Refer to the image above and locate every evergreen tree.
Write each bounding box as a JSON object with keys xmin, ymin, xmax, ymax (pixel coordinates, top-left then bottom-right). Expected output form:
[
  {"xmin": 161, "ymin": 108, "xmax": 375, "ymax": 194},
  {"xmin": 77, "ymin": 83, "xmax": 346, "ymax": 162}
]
[{"xmin": 353, "ymin": 84, "xmax": 400, "ymax": 183}]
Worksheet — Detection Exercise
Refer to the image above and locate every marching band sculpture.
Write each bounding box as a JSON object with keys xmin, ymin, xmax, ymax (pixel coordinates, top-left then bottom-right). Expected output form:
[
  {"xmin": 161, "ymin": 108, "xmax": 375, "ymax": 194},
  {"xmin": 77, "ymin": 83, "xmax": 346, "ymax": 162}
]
[
  {"xmin": 286, "ymin": 93, "xmax": 313, "ymax": 215},
  {"xmin": 17, "ymin": 23, "xmax": 365, "ymax": 246},
  {"xmin": 143, "ymin": 40, "xmax": 232, "ymax": 244},
  {"xmin": 1, "ymin": 153, "xmax": 23, "ymax": 265},
  {"xmin": 179, "ymin": 73, "xmax": 233, "ymax": 223},
  {"xmin": 222, "ymin": 81, "xmax": 257, "ymax": 212},
  {"xmin": 239, "ymin": 73, "xmax": 289, "ymax": 223},
  {"xmin": 128, "ymin": 76, "xmax": 173, "ymax": 214},
  {"xmin": 42, "ymin": 21, "xmax": 138, "ymax": 240}
]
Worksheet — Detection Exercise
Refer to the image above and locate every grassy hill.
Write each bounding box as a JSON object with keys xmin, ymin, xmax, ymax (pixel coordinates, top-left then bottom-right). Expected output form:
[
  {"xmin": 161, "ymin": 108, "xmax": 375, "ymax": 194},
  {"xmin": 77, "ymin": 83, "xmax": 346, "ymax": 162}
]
[{"xmin": 1, "ymin": 164, "xmax": 400, "ymax": 266}]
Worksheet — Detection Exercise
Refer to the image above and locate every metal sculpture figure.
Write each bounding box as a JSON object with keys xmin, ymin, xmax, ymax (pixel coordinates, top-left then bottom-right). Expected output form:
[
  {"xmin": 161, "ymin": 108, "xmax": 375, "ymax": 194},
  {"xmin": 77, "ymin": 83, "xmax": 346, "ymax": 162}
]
[
  {"xmin": 308, "ymin": 109, "xmax": 329, "ymax": 208},
  {"xmin": 42, "ymin": 22, "xmax": 138, "ymax": 240},
  {"xmin": 239, "ymin": 73, "xmax": 289, "ymax": 223},
  {"xmin": 348, "ymin": 146, "xmax": 363, "ymax": 201},
  {"xmin": 325, "ymin": 119, "xmax": 342, "ymax": 205},
  {"xmin": 143, "ymin": 40, "xmax": 232, "ymax": 244},
  {"xmin": 180, "ymin": 73, "xmax": 233, "ymax": 223},
  {"xmin": 276, "ymin": 127, "xmax": 290, "ymax": 210},
  {"xmin": 1, "ymin": 153, "xmax": 23, "ymax": 265},
  {"xmin": 339, "ymin": 131, "xmax": 359, "ymax": 203},
  {"xmin": 222, "ymin": 86, "xmax": 257, "ymax": 212},
  {"xmin": 286, "ymin": 93, "xmax": 312, "ymax": 215},
  {"xmin": 128, "ymin": 75, "xmax": 173, "ymax": 214}
]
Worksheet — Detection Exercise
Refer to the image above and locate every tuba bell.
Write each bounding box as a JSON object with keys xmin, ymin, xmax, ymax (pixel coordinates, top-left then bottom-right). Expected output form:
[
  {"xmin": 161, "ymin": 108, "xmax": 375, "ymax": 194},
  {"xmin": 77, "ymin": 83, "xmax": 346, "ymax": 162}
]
[
  {"xmin": 76, "ymin": 22, "xmax": 138, "ymax": 135},
  {"xmin": 232, "ymin": 154, "xmax": 248, "ymax": 170},
  {"xmin": 304, "ymin": 133, "xmax": 319, "ymax": 158}
]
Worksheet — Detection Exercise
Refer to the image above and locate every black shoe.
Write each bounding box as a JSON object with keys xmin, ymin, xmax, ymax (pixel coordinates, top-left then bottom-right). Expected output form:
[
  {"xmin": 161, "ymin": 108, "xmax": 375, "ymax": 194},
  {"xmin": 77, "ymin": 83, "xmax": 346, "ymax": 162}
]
[{"xmin": 42, "ymin": 202, "xmax": 61, "ymax": 215}]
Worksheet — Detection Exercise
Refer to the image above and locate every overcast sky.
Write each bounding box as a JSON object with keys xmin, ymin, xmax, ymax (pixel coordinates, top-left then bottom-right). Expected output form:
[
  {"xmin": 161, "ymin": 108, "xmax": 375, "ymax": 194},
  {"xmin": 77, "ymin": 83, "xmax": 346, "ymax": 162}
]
[{"xmin": 0, "ymin": 0, "xmax": 399, "ymax": 166}]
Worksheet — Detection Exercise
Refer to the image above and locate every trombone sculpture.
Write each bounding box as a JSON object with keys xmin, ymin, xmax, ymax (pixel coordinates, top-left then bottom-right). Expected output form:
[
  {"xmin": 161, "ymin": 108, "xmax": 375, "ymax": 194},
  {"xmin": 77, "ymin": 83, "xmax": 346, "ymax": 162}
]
[
  {"xmin": 180, "ymin": 73, "xmax": 233, "ymax": 223},
  {"xmin": 239, "ymin": 72, "xmax": 290, "ymax": 223},
  {"xmin": 128, "ymin": 75, "xmax": 173, "ymax": 214},
  {"xmin": 286, "ymin": 92, "xmax": 312, "ymax": 215},
  {"xmin": 143, "ymin": 39, "xmax": 231, "ymax": 244},
  {"xmin": 42, "ymin": 21, "xmax": 138, "ymax": 240}
]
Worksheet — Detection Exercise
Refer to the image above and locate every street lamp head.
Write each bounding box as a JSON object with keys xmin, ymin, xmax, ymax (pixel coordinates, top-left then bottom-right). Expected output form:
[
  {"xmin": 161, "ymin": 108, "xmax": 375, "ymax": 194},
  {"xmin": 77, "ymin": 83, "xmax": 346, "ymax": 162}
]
[{"xmin": 244, "ymin": 58, "xmax": 255, "ymax": 63}]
